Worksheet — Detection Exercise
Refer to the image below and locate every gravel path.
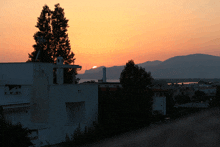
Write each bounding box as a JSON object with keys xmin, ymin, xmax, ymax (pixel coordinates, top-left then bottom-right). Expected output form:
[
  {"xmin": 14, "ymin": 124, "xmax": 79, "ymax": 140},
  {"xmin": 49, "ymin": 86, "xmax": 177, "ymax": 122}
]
[{"xmin": 77, "ymin": 107, "xmax": 220, "ymax": 147}]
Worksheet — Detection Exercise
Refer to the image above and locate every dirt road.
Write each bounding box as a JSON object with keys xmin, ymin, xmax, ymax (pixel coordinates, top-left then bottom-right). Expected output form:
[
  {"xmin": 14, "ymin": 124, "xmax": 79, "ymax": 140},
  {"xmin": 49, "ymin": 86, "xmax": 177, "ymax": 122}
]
[{"xmin": 78, "ymin": 107, "xmax": 220, "ymax": 147}]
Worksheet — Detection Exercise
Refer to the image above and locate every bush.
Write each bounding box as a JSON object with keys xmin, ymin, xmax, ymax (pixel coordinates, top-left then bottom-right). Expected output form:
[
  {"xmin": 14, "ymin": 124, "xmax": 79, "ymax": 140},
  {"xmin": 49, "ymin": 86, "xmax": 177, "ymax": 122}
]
[
  {"xmin": 0, "ymin": 106, "xmax": 33, "ymax": 147},
  {"xmin": 175, "ymin": 94, "xmax": 191, "ymax": 104},
  {"xmin": 210, "ymin": 86, "xmax": 220, "ymax": 108},
  {"xmin": 65, "ymin": 121, "xmax": 102, "ymax": 146},
  {"xmin": 193, "ymin": 90, "xmax": 207, "ymax": 102}
]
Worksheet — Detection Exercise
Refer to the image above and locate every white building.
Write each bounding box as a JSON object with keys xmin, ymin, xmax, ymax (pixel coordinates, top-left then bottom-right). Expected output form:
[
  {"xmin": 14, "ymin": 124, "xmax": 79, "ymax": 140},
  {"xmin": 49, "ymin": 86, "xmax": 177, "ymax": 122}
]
[
  {"xmin": 0, "ymin": 57, "xmax": 98, "ymax": 147},
  {"xmin": 152, "ymin": 91, "xmax": 166, "ymax": 115}
]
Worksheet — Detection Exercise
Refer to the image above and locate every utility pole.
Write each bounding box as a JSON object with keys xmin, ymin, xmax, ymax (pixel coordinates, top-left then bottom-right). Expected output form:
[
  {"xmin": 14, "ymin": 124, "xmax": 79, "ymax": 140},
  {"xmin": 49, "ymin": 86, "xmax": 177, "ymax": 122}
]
[{"xmin": 35, "ymin": 36, "xmax": 46, "ymax": 62}]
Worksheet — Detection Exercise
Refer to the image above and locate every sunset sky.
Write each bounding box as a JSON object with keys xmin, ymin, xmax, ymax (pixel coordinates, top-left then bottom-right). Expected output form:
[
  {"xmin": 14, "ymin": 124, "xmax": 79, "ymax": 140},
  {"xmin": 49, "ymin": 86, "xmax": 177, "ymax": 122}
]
[{"xmin": 1, "ymin": 0, "xmax": 220, "ymax": 74}]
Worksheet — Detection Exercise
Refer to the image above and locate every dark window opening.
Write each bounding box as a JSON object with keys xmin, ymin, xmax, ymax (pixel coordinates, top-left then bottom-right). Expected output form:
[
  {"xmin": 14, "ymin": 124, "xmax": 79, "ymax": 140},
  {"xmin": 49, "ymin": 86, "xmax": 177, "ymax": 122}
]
[
  {"xmin": 66, "ymin": 101, "xmax": 86, "ymax": 126},
  {"xmin": 4, "ymin": 84, "xmax": 22, "ymax": 95}
]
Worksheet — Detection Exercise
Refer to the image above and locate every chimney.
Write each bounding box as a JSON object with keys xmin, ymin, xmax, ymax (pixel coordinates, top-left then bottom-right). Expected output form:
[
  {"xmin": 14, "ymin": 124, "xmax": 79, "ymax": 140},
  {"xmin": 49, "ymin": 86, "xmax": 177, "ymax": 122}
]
[
  {"xmin": 56, "ymin": 56, "xmax": 64, "ymax": 84},
  {"xmin": 103, "ymin": 67, "xmax": 106, "ymax": 83}
]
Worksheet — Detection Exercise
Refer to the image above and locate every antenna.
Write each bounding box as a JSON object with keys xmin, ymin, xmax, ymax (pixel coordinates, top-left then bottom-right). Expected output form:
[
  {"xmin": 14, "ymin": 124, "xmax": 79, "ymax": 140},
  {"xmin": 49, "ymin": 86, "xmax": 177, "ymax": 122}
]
[{"xmin": 35, "ymin": 36, "xmax": 46, "ymax": 62}]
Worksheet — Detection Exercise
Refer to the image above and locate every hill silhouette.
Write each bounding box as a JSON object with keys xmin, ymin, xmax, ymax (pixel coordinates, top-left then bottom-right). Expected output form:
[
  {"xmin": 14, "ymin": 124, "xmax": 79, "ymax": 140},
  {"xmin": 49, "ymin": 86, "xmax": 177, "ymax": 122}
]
[{"xmin": 76, "ymin": 53, "xmax": 220, "ymax": 79}]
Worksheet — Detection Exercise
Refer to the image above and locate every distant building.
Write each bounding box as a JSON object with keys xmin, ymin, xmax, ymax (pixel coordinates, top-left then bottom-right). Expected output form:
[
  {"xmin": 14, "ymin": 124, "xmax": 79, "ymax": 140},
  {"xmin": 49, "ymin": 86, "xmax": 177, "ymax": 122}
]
[
  {"xmin": 198, "ymin": 87, "xmax": 216, "ymax": 96},
  {"xmin": 0, "ymin": 57, "xmax": 98, "ymax": 147},
  {"xmin": 174, "ymin": 102, "xmax": 209, "ymax": 108},
  {"xmin": 151, "ymin": 89, "xmax": 167, "ymax": 115}
]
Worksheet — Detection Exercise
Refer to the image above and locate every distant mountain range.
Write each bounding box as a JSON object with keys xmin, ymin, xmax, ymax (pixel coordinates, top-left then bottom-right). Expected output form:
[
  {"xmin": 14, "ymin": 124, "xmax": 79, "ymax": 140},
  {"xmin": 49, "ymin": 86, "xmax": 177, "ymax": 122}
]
[{"xmin": 76, "ymin": 53, "xmax": 220, "ymax": 79}]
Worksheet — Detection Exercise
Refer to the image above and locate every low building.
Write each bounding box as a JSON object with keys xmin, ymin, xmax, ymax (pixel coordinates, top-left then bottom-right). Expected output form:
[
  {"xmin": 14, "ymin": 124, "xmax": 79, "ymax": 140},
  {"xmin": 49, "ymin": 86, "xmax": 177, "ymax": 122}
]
[
  {"xmin": 151, "ymin": 89, "xmax": 167, "ymax": 115},
  {"xmin": 0, "ymin": 57, "xmax": 98, "ymax": 147},
  {"xmin": 198, "ymin": 87, "xmax": 216, "ymax": 96},
  {"xmin": 174, "ymin": 102, "xmax": 209, "ymax": 108}
]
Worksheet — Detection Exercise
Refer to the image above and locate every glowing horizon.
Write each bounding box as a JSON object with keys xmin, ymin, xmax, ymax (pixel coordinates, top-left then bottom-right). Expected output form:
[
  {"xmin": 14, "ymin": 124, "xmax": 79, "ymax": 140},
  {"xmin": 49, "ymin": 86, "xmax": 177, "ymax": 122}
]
[{"xmin": 1, "ymin": 0, "xmax": 220, "ymax": 74}]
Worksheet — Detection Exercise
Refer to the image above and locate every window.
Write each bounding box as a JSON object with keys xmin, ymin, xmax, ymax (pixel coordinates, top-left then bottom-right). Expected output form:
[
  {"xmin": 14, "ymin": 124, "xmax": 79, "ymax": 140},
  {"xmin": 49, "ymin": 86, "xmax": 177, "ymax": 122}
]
[
  {"xmin": 4, "ymin": 84, "xmax": 21, "ymax": 95},
  {"xmin": 66, "ymin": 102, "xmax": 86, "ymax": 126},
  {"xmin": 3, "ymin": 106, "xmax": 30, "ymax": 125}
]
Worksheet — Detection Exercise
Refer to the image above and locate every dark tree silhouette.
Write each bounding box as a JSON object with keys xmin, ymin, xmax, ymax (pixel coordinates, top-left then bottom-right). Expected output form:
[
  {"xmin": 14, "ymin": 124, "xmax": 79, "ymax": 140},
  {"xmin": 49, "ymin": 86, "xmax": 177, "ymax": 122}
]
[
  {"xmin": 120, "ymin": 60, "xmax": 153, "ymax": 95},
  {"xmin": 83, "ymin": 80, "xmax": 96, "ymax": 83},
  {"xmin": 27, "ymin": 5, "xmax": 53, "ymax": 63},
  {"xmin": 210, "ymin": 86, "xmax": 220, "ymax": 107},
  {"xmin": 193, "ymin": 90, "xmax": 207, "ymax": 102},
  {"xmin": 119, "ymin": 60, "xmax": 154, "ymax": 115},
  {"xmin": 198, "ymin": 80, "xmax": 208, "ymax": 85},
  {"xmin": 27, "ymin": 4, "xmax": 78, "ymax": 84},
  {"xmin": 0, "ymin": 106, "xmax": 33, "ymax": 147},
  {"xmin": 175, "ymin": 94, "xmax": 191, "ymax": 104},
  {"xmin": 165, "ymin": 91, "xmax": 175, "ymax": 112},
  {"xmin": 51, "ymin": 3, "xmax": 77, "ymax": 84}
]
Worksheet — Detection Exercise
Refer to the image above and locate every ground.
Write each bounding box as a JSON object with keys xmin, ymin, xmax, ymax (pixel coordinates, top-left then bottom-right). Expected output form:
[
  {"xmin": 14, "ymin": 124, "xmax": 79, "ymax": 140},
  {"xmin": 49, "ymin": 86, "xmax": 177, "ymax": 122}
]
[{"xmin": 49, "ymin": 107, "xmax": 220, "ymax": 147}]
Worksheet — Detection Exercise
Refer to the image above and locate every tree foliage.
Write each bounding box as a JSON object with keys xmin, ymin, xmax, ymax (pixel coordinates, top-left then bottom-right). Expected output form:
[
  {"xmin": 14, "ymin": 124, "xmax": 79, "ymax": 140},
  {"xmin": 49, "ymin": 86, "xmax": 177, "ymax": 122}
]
[
  {"xmin": 152, "ymin": 80, "xmax": 167, "ymax": 87},
  {"xmin": 0, "ymin": 106, "xmax": 33, "ymax": 147},
  {"xmin": 52, "ymin": 3, "xmax": 77, "ymax": 84},
  {"xmin": 210, "ymin": 86, "xmax": 220, "ymax": 107},
  {"xmin": 194, "ymin": 90, "xmax": 206, "ymax": 98},
  {"xmin": 175, "ymin": 94, "xmax": 191, "ymax": 105},
  {"xmin": 88, "ymin": 61, "xmax": 155, "ymax": 145},
  {"xmin": 119, "ymin": 60, "xmax": 154, "ymax": 116},
  {"xmin": 120, "ymin": 60, "xmax": 153, "ymax": 94},
  {"xmin": 27, "ymin": 5, "xmax": 54, "ymax": 63},
  {"xmin": 164, "ymin": 91, "xmax": 175, "ymax": 112},
  {"xmin": 83, "ymin": 80, "xmax": 96, "ymax": 83},
  {"xmin": 193, "ymin": 90, "xmax": 207, "ymax": 102},
  {"xmin": 198, "ymin": 80, "xmax": 208, "ymax": 85},
  {"xmin": 27, "ymin": 3, "xmax": 78, "ymax": 84}
]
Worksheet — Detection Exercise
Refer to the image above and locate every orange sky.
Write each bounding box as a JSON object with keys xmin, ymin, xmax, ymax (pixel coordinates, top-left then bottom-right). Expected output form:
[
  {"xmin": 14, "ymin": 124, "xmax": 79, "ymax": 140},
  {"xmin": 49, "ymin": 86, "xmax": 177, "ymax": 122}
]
[{"xmin": 1, "ymin": 0, "xmax": 220, "ymax": 74}]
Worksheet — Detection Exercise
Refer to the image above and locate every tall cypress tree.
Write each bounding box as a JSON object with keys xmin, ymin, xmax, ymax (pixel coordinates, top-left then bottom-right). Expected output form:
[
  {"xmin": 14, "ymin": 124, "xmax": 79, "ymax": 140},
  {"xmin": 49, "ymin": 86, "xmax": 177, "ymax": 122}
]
[
  {"xmin": 26, "ymin": 5, "xmax": 53, "ymax": 63},
  {"xmin": 51, "ymin": 3, "xmax": 77, "ymax": 84},
  {"xmin": 27, "ymin": 4, "xmax": 79, "ymax": 84}
]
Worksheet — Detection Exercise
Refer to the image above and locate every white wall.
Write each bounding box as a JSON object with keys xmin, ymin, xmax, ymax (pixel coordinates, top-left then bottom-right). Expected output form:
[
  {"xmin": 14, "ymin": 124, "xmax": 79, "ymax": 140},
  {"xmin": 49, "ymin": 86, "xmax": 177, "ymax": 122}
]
[
  {"xmin": 28, "ymin": 76, "xmax": 98, "ymax": 146},
  {"xmin": 48, "ymin": 84, "xmax": 98, "ymax": 125},
  {"xmin": 0, "ymin": 63, "xmax": 54, "ymax": 85},
  {"xmin": 152, "ymin": 96, "xmax": 166, "ymax": 115},
  {"xmin": 42, "ymin": 84, "xmax": 98, "ymax": 145},
  {"xmin": 0, "ymin": 85, "xmax": 31, "ymax": 105},
  {"xmin": 0, "ymin": 63, "xmax": 34, "ymax": 85},
  {"xmin": 33, "ymin": 63, "xmax": 54, "ymax": 85},
  {"xmin": 31, "ymin": 69, "xmax": 50, "ymax": 124}
]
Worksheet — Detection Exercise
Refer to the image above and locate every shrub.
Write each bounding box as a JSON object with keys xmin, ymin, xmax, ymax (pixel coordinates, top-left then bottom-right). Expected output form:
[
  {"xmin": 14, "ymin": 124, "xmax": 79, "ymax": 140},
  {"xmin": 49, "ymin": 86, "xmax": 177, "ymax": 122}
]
[{"xmin": 0, "ymin": 106, "xmax": 33, "ymax": 147}]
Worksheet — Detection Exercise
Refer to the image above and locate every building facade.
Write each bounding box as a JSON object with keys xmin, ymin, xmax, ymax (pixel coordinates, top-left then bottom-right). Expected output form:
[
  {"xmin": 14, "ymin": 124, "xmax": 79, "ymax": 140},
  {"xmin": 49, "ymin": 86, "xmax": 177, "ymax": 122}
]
[{"xmin": 0, "ymin": 57, "xmax": 98, "ymax": 147}]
